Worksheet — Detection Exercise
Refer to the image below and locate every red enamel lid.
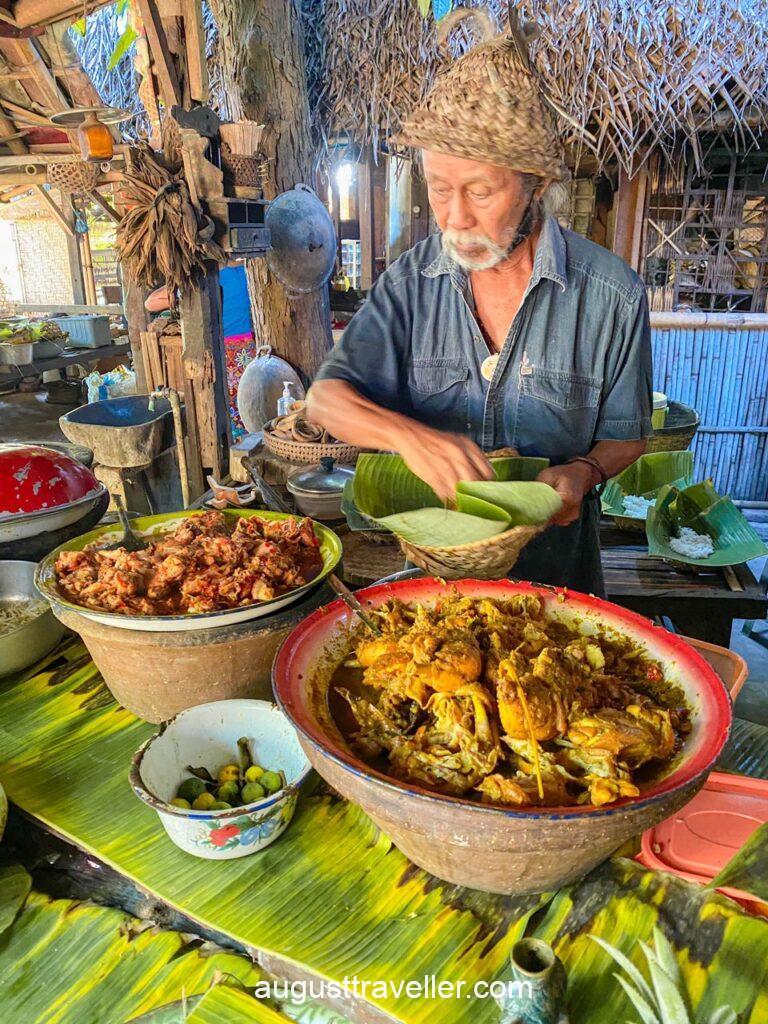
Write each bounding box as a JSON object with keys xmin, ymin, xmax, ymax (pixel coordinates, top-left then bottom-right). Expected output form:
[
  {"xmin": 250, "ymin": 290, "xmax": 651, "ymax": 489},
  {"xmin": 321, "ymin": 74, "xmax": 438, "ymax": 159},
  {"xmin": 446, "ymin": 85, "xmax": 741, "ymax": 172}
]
[
  {"xmin": 0, "ymin": 444, "xmax": 99, "ymax": 516},
  {"xmin": 639, "ymin": 771, "xmax": 768, "ymax": 898}
]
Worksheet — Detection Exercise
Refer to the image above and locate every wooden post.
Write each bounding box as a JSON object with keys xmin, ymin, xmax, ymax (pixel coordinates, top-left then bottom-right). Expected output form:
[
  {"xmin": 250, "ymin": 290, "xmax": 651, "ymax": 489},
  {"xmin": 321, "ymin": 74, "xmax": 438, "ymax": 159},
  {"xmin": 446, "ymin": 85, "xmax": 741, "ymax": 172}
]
[
  {"xmin": 386, "ymin": 154, "xmax": 412, "ymax": 264},
  {"xmin": 179, "ymin": 268, "xmax": 229, "ymax": 479},
  {"xmin": 60, "ymin": 194, "xmax": 86, "ymax": 305},
  {"xmin": 209, "ymin": 0, "xmax": 332, "ymax": 379},
  {"xmin": 123, "ymin": 279, "xmax": 150, "ymax": 393},
  {"xmin": 357, "ymin": 155, "xmax": 375, "ymax": 290},
  {"xmin": 613, "ymin": 164, "xmax": 649, "ymax": 271},
  {"xmin": 134, "ymin": 0, "xmax": 182, "ymax": 108},
  {"xmin": 78, "ymin": 224, "xmax": 98, "ymax": 306}
]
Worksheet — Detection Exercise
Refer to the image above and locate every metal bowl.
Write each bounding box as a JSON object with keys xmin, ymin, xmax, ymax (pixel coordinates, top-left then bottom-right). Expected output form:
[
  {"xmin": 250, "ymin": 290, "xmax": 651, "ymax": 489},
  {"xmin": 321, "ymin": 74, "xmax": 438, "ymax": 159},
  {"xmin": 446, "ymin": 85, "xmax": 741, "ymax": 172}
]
[
  {"xmin": 273, "ymin": 577, "xmax": 732, "ymax": 895},
  {"xmin": 0, "ymin": 561, "xmax": 65, "ymax": 677}
]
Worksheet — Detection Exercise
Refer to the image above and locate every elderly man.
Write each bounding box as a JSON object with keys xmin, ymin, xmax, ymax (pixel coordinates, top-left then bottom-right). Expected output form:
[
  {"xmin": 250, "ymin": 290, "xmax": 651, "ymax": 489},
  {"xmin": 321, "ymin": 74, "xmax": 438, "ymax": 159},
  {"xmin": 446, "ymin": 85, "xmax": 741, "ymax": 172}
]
[{"xmin": 307, "ymin": 15, "xmax": 651, "ymax": 595}]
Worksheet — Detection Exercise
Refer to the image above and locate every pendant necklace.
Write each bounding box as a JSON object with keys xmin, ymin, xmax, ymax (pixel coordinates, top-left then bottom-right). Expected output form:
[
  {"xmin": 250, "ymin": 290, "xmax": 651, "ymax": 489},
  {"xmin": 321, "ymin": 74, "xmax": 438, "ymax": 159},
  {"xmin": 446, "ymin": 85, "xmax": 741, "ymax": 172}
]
[{"xmin": 480, "ymin": 352, "xmax": 499, "ymax": 381}]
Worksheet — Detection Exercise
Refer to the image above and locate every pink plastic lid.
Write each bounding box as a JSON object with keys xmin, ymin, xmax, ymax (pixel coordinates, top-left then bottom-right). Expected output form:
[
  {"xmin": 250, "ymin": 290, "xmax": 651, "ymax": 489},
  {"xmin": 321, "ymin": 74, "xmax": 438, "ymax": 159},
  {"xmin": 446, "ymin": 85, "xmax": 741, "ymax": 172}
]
[{"xmin": 639, "ymin": 772, "xmax": 768, "ymax": 901}]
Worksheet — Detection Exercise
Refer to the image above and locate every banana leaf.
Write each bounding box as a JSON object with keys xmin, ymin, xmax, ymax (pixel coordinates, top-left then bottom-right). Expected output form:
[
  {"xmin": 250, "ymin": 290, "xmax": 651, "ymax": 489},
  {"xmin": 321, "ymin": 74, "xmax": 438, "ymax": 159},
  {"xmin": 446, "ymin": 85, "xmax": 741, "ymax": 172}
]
[
  {"xmin": 0, "ymin": 640, "xmax": 545, "ymax": 1024},
  {"xmin": 455, "ymin": 481, "xmax": 562, "ymax": 527},
  {"xmin": 188, "ymin": 985, "xmax": 290, "ymax": 1024},
  {"xmin": 353, "ymin": 454, "xmax": 559, "ymax": 545},
  {"xmin": 530, "ymin": 857, "xmax": 768, "ymax": 1023},
  {"xmin": 0, "ymin": 863, "xmax": 31, "ymax": 937},
  {"xmin": 488, "ymin": 456, "xmax": 550, "ymax": 481},
  {"xmin": 353, "ymin": 454, "xmax": 441, "ymax": 518},
  {"xmin": 601, "ymin": 451, "xmax": 695, "ymax": 518},
  {"xmin": 0, "ymin": 875, "xmax": 262, "ymax": 1023},
  {"xmin": 376, "ymin": 507, "xmax": 510, "ymax": 546},
  {"xmin": 341, "ymin": 479, "xmax": 385, "ymax": 532},
  {"xmin": 709, "ymin": 823, "xmax": 768, "ymax": 902},
  {"xmin": 647, "ymin": 484, "xmax": 768, "ymax": 567}
]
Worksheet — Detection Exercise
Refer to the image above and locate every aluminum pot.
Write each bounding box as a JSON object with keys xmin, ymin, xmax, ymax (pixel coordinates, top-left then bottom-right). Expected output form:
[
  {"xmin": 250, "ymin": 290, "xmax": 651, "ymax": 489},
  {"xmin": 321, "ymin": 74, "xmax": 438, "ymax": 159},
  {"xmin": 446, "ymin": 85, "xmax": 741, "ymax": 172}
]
[
  {"xmin": 0, "ymin": 561, "xmax": 65, "ymax": 677},
  {"xmin": 273, "ymin": 577, "xmax": 732, "ymax": 895}
]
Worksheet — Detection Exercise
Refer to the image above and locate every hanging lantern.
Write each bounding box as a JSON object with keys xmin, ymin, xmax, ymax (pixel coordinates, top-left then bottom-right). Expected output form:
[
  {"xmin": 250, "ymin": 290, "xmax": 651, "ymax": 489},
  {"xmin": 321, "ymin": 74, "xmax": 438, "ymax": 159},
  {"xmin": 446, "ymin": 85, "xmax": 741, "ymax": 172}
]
[
  {"xmin": 76, "ymin": 110, "xmax": 114, "ymax": 162},
  {"xmin": 49, "ymin": 106, "xmax": 130, "ymax": 164}
]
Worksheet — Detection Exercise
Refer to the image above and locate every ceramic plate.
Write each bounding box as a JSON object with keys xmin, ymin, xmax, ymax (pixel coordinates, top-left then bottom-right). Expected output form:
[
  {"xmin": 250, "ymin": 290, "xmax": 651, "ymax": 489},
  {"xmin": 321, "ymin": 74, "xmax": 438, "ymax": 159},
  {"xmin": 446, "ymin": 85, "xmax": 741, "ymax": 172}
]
[{"xmin": 36, "ymin": 509, "xmax": 342, "ymax": 632}]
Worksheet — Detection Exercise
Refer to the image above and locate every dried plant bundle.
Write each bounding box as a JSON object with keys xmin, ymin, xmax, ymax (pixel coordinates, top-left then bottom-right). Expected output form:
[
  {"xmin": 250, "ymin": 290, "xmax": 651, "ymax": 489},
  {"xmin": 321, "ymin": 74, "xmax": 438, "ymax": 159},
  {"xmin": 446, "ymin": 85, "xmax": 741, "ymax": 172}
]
[{"xmin": 115, "ymin": 145, "xmax": 225, "ymax": 304}]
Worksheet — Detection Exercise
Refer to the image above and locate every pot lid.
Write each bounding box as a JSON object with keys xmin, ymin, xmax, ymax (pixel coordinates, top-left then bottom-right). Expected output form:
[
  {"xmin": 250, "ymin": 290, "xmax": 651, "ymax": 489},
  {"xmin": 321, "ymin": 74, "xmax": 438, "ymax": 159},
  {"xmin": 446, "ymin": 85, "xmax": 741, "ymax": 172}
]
[
  {"xmin": 266, "ymin": 184, "xmax": 336, "ymax": 294},
  {"xmin": 287, "ymin": 457, "xmax": 354, "ymax": 495}
]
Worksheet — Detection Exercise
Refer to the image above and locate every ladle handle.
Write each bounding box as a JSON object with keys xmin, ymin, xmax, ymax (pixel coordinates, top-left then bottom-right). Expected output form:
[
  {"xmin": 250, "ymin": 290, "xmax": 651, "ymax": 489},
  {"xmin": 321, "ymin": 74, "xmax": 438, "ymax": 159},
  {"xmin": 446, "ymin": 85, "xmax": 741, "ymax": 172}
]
[{"xmin": 326, "ymin": 573, "xmax": 382, "ymax": 636}]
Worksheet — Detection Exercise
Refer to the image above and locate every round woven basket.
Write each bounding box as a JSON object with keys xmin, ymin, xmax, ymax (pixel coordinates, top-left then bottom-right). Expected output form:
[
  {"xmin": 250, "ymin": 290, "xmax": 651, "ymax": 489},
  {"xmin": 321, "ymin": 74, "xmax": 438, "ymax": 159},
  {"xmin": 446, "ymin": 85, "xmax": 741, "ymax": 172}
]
[
  {"xmin": 646, "ymin": 401, "xmax": 700, "ymax": 453},
  {"xmin": 399, "ymin": 524, "xmax": 543, "ymax": 581},
  {"xmin": 263, "ymin": 424, "xmax": 361, "ymax": 466},
  {"xmin": 46, "ymin": 161, "xmax": 100, "ymax": 193}
]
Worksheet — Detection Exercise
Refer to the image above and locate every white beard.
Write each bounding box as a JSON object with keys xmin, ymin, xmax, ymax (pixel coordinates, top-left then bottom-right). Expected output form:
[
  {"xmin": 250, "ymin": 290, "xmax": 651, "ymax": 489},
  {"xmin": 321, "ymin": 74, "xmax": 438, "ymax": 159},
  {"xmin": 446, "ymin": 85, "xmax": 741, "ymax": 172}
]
[{"xmin": 441, "ymin": 229, "xmax": 510, "ymax": 271}]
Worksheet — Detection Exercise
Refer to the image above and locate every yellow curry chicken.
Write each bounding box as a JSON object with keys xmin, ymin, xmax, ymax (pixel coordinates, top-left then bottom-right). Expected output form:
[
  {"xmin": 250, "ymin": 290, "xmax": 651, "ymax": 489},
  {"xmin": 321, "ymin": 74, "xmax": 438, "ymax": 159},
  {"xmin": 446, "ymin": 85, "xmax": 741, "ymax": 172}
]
[{"xmin": 332, "ymin": 594, "xmax": 689, "ymax": 808}]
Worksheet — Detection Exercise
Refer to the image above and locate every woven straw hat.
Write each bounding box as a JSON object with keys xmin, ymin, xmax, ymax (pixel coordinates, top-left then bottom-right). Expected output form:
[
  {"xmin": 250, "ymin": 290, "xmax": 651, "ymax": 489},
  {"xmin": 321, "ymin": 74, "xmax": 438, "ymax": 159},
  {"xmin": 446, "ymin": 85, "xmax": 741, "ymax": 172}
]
[{"xmin": 393, "ymin": 9, "xmax": 565, "ymax": 180}]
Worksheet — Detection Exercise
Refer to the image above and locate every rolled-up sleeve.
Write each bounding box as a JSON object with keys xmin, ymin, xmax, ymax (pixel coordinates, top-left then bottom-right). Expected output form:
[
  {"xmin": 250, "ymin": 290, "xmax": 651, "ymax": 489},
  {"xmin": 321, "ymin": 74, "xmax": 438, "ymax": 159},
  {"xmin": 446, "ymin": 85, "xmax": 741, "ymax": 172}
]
[
  {"xmin": 594, "ymin": 284, "xmax": 654, "ymax": 441},
  {"xmin": 315, "ymin": 272, "xmax": 411, "ymax": 414}
]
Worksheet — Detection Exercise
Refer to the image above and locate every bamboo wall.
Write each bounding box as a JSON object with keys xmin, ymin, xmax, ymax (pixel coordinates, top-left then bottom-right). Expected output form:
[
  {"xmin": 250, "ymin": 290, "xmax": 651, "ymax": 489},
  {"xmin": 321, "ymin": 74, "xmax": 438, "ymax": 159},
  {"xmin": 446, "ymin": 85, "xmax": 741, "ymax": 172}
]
[{"xmin": 651, "ymin": 314, "xmax": 768, "ymax": 501}]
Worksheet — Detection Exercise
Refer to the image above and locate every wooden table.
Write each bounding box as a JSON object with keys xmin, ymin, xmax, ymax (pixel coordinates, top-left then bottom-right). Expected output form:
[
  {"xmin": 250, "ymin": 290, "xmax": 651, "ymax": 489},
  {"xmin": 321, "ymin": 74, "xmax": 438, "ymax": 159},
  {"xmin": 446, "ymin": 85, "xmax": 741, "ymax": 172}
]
[
  {"xmin": 0, "ymin": 342, "xmax": 130, "ymax": 378},
  {"xmin": 340, "ymin": 522, "xmax": 767, "ymax": 648}
]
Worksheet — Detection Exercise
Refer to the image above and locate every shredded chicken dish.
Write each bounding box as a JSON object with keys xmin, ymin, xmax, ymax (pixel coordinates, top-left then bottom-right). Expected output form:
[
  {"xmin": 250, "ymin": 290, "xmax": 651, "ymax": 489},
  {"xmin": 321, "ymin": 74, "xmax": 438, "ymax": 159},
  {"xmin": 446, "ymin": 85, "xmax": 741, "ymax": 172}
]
[
  {"xmin": 332, "ymin": 593, "xmax": 690, "ymax": 808},
  {"xmin": 54, "ymin": 511, "xmax": 322, "ymax": 616}
]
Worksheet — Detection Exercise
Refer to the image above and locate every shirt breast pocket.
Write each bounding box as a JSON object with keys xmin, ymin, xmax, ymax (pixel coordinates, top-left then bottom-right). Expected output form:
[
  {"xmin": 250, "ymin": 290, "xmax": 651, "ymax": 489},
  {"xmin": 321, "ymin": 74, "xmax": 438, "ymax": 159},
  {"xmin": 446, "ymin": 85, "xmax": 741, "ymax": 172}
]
[
  {"xmin": 407, "ymin": 360, "xmax": 470, "ymax": 434},
  {"xmin": 517, "ymin": 366, "xmax": 602, "ymax": 460}
]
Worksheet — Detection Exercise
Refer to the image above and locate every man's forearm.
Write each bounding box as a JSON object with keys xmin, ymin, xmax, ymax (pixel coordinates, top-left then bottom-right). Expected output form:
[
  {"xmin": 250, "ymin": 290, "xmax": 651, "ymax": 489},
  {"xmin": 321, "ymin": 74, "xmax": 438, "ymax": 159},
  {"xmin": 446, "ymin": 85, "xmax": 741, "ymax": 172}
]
[
  {"xmin": 589, "ymin": 438, "xmax": 648, "ymax": 480},
  {"xmin": 306, "ymin": 379, "xmax": 422, "ymax": 451}
]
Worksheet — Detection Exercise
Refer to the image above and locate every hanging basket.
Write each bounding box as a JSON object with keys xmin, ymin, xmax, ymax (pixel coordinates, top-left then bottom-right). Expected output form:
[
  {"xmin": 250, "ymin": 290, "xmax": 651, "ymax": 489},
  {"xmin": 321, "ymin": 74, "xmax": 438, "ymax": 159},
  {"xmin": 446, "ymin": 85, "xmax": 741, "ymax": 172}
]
[{"xmin": 46, "ymin": 161, "xmax": 100, "ymax": 194}]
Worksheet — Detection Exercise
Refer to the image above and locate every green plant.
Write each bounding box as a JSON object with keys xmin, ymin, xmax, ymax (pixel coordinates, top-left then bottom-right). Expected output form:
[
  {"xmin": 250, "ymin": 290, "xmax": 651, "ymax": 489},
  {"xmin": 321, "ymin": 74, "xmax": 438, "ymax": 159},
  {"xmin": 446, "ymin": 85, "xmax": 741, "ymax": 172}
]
[{"xmin": 591, "ymin": 927, "xmax": 739, "ymax": 1024}]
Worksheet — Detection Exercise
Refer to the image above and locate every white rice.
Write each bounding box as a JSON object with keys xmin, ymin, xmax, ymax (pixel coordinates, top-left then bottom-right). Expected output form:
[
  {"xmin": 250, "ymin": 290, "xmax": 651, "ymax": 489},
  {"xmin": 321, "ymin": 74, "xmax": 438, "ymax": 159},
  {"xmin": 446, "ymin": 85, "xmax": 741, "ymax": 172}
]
[
  {"xmin": 622, "ymin": 495, "xmax": 656, "ymax": 519},
  {"xmin": 669, "ymin": 527, "xmax": 714, "ymax": 559}
]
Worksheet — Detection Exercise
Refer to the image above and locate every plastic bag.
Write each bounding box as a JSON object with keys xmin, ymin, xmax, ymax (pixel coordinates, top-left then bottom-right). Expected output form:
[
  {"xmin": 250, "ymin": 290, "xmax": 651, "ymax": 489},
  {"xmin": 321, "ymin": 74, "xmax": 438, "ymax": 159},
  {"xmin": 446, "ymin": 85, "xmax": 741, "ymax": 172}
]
[{"xmin": 85, "ymin": 365, "xmax": 137, "ymax": 403}]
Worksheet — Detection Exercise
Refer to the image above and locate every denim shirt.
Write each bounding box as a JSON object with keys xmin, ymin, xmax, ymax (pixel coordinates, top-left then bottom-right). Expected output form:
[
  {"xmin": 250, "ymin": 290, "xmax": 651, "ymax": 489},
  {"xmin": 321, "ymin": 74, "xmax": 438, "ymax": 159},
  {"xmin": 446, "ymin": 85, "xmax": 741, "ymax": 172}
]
[{"xmin": 317, "ymin": 217, "xmax": 653, "ymax": 593}]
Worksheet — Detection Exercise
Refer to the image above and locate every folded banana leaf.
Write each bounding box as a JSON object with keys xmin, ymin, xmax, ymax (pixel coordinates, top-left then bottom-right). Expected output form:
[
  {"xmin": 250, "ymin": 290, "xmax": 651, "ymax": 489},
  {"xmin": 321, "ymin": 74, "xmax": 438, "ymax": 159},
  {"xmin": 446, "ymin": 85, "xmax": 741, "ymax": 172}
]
[
  {"xmin": 709, "ymin": 822, "xmax": 768, "ymax": 902},
  {"xmin": 646, "ymin": 483, "xmax": 768, "ymax": 567},
  {"xmin": 352, "ymin": 453, "xmax": 560, "ymax": 546},
  {"xmin": 601, "ymin": 451, "xmax": 695, "ymax": 518},
  {"xmin": 717, "ymin": 717, "xmax": 768, "ymax": 779}
]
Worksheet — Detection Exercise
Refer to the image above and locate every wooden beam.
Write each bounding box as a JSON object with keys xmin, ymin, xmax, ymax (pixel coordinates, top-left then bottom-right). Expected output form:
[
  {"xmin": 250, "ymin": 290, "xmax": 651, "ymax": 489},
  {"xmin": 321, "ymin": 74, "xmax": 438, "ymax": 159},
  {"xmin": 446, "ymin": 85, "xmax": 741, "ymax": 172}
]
[
  {"xmin": 88, "ymin": 189, "xmax": 121, "ymax": 224},
  {"xmin": 13, "ymin": 0, "xmax": 112, "ymax": 30},
  {"xmin": 181, "ymin": 0, "xmax": 208, "ymax": 103},
  {"xmin": 612, "ymin": 164, "xmax": 649, "ymax": 271},
  {"xmin": 16, "ymin": 303, "xmax": 124, "ymax": 314},
  {"xmin": 34, "ymin": 184, "xmax": 74, "ymax": 236},
  {"xmin": 0, "ymin": 38, "xmax": 69, "ymax": 113},
  {"xmin": 135, "ymin": 0, "xmax": 182, "ymax": 108}
]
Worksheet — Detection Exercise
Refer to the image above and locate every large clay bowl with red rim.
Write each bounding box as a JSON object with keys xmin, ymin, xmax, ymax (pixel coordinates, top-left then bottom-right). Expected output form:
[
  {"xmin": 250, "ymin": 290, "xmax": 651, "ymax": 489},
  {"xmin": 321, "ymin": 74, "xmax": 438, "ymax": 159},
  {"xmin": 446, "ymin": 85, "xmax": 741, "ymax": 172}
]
[{"xmin": 273, "ymin": 578, "xmax": 732, "ymax": 895}]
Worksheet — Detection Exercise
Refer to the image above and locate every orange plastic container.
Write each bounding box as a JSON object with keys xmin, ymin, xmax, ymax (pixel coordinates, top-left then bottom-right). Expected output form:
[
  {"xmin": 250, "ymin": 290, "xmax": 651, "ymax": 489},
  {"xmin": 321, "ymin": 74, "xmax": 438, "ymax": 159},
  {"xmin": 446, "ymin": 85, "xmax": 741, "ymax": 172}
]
[
  {"xmin": 682, "ymin": 635, "xmax": 748, "ymax": 700},
  {"xmin": 637, "ymin": 771, "xmax": 768, "ymax": 916}
]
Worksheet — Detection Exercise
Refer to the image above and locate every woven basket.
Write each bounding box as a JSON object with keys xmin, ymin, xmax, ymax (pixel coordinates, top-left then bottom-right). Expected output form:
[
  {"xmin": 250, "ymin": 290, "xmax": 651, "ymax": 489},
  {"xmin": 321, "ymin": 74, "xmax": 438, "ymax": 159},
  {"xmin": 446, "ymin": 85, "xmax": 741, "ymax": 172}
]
[
  {"xmin": 47, "ymin": 161, "xmax": 100, "ymax": 193},
  {"xmin": 646, "ymin": 401, "xmax": 700, "ymax": 453},
  {"xmin": 221, "ymin": 143, "xmax": 268, "ymax": 190},
  {"xmin": 263, "ymin": 424, "xmax": 361, "ymax": 465},
  {"xmin": 399, "ymin": 523, "xmax": 543, "ymax": 581}
]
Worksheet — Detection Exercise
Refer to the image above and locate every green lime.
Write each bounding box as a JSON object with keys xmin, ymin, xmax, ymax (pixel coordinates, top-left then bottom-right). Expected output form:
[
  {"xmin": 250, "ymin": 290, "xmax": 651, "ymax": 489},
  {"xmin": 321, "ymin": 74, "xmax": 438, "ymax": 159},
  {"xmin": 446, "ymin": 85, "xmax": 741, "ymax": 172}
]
[
  {"xmin": 260, "ymin": 771, "xmax": 283, "ymax": 795},
  {"xmin": 170, "ymin": 797, "xmax": 191, "ymax": 809},
  {"xmin": 192, "ymin": 791, "xmax": 217, "ymax": 810},
  {"xmin": 211, "ymin": 801, "xmax": 232, "ymax": 810},
  {"xmin": 244, "ymin": 765, "xmax": 264, "ymax": 783},
  {"xmin": 176, "ymin": 777, "xmax": 207, "ymax": 803},
  {"xmin": 241, "ymin": 781, "xmax": 266, "ymax": 804},
  {"xmin": 218, "ymin": 763, "xmax": 241, "ymax": 784},
  {"xmin": 217, "ymin": 781, "xmax": 240, "ymax": 804}
]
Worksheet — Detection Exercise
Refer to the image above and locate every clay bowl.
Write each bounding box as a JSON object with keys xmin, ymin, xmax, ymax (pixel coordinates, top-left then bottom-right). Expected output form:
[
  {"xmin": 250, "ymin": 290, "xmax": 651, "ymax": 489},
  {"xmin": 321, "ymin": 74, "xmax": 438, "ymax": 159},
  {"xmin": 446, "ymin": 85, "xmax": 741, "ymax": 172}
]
[{"xmin": 273, "ymin": 578, "xmax": 732, "ymax": 895}]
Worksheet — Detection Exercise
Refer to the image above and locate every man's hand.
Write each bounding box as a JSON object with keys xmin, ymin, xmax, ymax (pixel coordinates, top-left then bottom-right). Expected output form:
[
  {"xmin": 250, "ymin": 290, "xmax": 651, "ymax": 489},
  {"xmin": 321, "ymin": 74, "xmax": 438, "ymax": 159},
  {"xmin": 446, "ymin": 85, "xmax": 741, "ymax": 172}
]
[
  {"xmin": 398, "ymin": 427, "xmax": 494, "ymax": 502},
  {"xmin": 537, "ymin": 462, "xmax": 596, "ymax": 526}
]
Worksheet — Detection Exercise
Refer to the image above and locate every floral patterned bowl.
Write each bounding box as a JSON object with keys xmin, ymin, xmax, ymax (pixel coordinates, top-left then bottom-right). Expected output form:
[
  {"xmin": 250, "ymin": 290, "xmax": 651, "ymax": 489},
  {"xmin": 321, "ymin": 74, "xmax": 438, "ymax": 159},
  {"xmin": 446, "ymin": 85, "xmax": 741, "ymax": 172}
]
[{"xmin": 129, "ymin": 699, "xmax": 312, "ymax": 860}]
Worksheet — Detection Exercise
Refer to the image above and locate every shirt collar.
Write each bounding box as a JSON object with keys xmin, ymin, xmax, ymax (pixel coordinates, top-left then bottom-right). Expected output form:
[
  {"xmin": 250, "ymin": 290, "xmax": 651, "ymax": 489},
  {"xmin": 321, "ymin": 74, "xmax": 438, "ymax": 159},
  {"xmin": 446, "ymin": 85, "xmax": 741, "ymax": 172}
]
[{"xmin": 421, "ymin": 215, "xmax": 568, "ymax": 292}]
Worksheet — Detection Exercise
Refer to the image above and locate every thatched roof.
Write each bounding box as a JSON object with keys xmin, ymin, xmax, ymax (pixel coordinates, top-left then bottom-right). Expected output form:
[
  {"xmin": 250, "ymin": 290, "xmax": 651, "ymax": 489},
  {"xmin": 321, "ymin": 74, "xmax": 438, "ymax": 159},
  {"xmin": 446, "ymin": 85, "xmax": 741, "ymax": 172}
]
[{"xmin": 302, "ymin": 0, "xmax": 768, "ymax": 172}]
